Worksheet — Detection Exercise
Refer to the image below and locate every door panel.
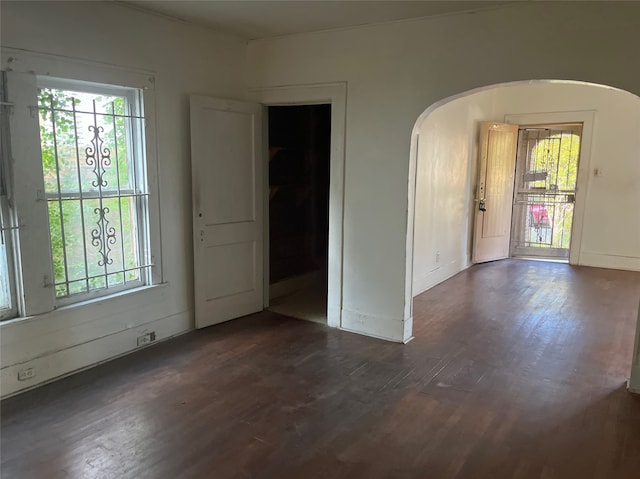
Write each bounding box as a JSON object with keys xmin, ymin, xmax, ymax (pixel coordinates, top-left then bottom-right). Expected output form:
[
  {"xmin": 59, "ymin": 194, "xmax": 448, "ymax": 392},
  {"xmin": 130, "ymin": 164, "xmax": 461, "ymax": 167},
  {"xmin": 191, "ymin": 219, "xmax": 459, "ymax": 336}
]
[
  {"xmin": 203, "ymin": 241, "xmax": 255, "ymax": 301},
  {"xmin": 201, "ymin": 109, "xmax": 255, "ymax": 225},
  {"xmin": 190, "ymin": 96, "xmax": 263, "ymax": 328},
  {"xmin": 472, "ymin": 122, "xmax": 518, "ymax": 263}
]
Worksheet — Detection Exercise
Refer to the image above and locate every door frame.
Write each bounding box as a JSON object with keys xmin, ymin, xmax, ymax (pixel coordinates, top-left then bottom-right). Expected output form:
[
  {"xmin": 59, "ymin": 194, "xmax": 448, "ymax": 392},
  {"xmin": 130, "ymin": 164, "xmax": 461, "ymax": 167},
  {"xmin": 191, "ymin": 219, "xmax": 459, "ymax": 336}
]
[
  {"xmin": 249, "ymin": 83, "xmax": 346, "ymax": 329},
  {"xmin": 504, "ymin": 111, "xmax": 595, "ymax": 265}
]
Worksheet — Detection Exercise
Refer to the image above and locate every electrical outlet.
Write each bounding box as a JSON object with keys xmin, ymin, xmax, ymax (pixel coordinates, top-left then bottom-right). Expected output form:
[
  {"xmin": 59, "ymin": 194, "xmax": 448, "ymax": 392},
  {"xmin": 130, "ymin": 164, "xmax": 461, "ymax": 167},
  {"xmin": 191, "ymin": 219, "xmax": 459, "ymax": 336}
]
[
  {"xmin": 436, "ymin": 251, "xmax": 441, "ymax": 264},
  {"xmin": 17, "ymin": 367, "xmax": 35, "ymax": 381},
  {"xmin": 137, "ymin": 331, "xmax": 156, "ymax": 347}
]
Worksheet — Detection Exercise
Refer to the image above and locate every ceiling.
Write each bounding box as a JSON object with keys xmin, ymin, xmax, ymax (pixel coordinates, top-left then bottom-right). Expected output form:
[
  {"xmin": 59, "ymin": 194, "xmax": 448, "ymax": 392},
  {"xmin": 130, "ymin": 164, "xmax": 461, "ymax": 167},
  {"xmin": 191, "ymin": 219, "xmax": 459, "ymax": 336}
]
[{"xmin": 123, "ymin": 1, "xmax": 523, "ymax": 41}]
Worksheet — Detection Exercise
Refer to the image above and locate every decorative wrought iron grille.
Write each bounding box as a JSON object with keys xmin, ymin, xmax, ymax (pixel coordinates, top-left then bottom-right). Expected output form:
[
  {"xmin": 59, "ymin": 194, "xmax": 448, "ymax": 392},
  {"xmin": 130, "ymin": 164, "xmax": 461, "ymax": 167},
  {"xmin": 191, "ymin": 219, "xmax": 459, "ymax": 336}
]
[
  {"xmin": 510, "ymin": 125, "xmax": 582, "ymax": 259},
  {"xmin": 37, "ymin": 84, "xmax": 151, "ymax": 299}
]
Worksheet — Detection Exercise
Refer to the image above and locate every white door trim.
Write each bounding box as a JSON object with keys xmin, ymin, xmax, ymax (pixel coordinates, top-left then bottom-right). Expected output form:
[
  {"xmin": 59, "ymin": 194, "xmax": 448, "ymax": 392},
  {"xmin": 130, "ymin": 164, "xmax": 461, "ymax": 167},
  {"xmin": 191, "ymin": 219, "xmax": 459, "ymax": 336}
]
[
  {"xmin": 249, "ymin": 82, "xmax": 347, "ymax": 329},
  {"xmin": 504, "ymin": 111, "xmax": 595, "ymax": 266},
  {"xmin": 629, "ymin": 297, "xmax": 640, "ymax": 393}
]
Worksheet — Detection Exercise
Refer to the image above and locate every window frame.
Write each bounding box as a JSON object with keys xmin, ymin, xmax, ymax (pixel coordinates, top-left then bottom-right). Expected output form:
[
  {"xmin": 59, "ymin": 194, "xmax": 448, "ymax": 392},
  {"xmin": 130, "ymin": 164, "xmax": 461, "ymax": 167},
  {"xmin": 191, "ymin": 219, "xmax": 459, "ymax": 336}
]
[
  {"xmin": 1, "ymin": 48, "xmax": 162, "ymax": 320},
  {"xmin": 37, "ymin": 77, "xmax": 151, "ymax": 305},
  {"xmin": 0, "ymin": 163, "xmax": 19, "ymax": 322},
  {"xmin": 0, "ymin": 72, "xmax": 19, "ymax": 320}
]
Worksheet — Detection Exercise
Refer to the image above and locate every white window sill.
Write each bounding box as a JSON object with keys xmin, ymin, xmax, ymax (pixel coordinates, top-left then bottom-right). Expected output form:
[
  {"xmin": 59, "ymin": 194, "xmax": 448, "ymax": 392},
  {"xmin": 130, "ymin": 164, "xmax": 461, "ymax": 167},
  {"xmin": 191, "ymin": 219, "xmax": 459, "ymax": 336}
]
[{"xmin": 0, "ymin": 282, "xmax": 170, "ymax": 330}]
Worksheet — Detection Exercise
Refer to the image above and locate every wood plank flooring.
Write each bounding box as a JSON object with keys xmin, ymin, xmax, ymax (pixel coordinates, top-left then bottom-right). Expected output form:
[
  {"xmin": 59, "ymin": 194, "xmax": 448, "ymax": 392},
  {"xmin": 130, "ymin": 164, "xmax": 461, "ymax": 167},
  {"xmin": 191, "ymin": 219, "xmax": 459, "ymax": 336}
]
[{"xmin": 2, "ymin": 260, "xmax": 640, "ymax": 478}]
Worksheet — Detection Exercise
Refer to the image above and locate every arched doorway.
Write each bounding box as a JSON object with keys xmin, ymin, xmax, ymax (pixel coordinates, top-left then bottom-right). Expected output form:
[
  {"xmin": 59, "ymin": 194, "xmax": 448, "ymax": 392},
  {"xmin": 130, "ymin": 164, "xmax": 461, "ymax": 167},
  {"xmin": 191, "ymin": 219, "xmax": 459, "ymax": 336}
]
[{"xmin": 405, "ymin": 80, "xmax": 640, "ymax": 390}]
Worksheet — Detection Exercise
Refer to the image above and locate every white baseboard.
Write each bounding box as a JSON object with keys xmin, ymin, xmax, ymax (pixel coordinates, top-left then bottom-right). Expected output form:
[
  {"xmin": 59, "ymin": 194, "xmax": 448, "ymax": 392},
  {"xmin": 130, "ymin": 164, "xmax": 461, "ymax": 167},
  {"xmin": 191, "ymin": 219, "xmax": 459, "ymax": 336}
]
[
  {"xmin": 340, "ymin": 308, "xmax": 408, "ymax": 343},
  {"xmin": 403, "ymin": 316, "xmax": 414, "ymax": 343},
  {"xmin": 413, "ymin": 259, "xmax": 467, "ymax": 297},
  {"xmin": 1, "ymin": 311, "xmax": 191, "ymax": 398},
  {"xmin": 578, "ymin": 252, "xmax": 640, "ymax": 272},
  {"xmin": 629, "ymin": 365, "xmax": 640, "ymax": 394}
]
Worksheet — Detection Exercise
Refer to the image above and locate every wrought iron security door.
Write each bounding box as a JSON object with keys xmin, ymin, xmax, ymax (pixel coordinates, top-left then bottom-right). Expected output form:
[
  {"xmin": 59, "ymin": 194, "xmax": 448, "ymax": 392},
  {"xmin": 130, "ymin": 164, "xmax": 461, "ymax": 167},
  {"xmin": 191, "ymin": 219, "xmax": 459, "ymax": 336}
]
[{"xmin": 510, "ymin": 124, "xmax": 582, "ymax": 260}]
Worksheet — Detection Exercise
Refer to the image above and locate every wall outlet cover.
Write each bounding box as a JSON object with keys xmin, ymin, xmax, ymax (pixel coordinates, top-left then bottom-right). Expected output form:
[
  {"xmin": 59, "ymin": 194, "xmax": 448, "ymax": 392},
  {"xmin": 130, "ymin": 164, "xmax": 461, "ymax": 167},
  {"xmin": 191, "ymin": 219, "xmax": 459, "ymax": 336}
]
[{"xmin": 17, "ymin": 368, "xmax": 35, "ymax": 381}]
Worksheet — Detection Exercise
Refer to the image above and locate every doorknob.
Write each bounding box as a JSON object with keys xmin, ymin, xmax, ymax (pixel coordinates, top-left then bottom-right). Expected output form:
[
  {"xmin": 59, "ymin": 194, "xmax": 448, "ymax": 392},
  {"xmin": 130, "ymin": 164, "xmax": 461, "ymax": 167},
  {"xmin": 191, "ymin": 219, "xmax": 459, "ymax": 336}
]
[{"xmin": 479, "ymin": 199, "xmax": 487, "ymax": 212}]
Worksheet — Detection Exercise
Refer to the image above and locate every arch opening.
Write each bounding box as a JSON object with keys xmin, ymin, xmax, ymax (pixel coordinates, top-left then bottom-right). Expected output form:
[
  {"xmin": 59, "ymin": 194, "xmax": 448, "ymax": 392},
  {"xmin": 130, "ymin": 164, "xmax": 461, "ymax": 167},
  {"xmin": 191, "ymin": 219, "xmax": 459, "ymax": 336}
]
[{"xmin": 405, "ymin": 79, "xmax": 640, "ymax": 391}]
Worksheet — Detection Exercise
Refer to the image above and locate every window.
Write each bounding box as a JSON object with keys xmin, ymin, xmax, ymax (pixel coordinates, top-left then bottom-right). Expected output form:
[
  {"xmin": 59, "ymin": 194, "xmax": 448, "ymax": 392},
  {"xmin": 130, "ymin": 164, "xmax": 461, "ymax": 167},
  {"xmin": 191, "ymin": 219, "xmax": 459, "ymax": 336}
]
[
  {"xmin": 0, "ymin": 235, "xmax": 12, "ymax": 316},
  {"xmin": 0, "ymin": 154, "xmax": 16, "ymax": 319},
  {"xmin": 1, "ymin": 63, "xmax": 160, "ymax": 321},
  {"xmin": 37, "ymin": 80, "xmax": 151, "ymax": 302},
  {"xmin": 1, "ymin": 72, "xmax": 18, "ymax": 320},
  {"xmin": 1, "ymin": 151, "xmax": 16, "ymax": 319}
]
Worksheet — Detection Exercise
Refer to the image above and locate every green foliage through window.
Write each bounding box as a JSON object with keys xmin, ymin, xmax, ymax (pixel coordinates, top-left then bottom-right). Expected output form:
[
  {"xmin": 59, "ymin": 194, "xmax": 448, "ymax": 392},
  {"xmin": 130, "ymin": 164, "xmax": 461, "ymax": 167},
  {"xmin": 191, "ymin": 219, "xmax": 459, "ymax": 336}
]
[
  {"xmin": 525, "ymin": 133, "xmax": 580, "ymax": 250},
  {"xmin": 38, "ymin": 86, "xmax": 143, "ymax": 298}
]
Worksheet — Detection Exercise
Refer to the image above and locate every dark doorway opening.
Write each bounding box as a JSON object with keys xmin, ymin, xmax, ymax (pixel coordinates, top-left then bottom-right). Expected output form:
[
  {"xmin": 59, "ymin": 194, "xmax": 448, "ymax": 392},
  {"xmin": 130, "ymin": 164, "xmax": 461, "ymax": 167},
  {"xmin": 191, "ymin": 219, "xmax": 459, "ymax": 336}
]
[{"xmin": 267, "ymin": 104, "xmax": 331, "ymax": 322}]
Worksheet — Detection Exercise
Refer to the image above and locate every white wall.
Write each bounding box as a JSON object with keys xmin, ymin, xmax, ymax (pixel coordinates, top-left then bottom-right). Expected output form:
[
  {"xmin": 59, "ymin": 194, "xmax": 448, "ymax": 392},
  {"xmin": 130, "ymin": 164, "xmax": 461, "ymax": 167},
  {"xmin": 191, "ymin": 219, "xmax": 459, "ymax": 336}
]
[
  {"xmin": 412, "ymin": 82, "xmax": 640, "ymax": 295},
  {"xmin": 247, "ymin": 1, "xmax": 640, "ymax": 342},
  {"xmin": 499, "ymin": 83, "xmax": 640, "ymax": 269},
  {"xmin": 0, "ymin": 1, "xmax": 246, "ymax": 397},
  {"xmin": 3, "ymin": 1, "xmax": 640, "ymax": 396},
  {"xmin": 412, "ymin": 89, "xmax": 496, "ymax": 294}
]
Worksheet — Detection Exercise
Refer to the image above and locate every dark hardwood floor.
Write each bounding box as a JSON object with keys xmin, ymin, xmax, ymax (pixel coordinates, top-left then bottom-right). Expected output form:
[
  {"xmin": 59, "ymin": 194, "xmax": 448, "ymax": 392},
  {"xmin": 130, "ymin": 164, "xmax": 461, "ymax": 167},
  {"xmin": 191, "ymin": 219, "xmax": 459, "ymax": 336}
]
[{"xmin": 2, "ymin": 260, "xmax": 640, "ymax": 478}]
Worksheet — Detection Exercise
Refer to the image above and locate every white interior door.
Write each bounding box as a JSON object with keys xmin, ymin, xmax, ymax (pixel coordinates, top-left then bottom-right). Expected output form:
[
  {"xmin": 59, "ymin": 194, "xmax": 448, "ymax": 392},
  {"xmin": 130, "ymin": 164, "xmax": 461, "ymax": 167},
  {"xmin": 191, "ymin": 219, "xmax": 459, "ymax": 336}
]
[
  {"xmin": 472, "ymin": 122, "xmax": 519, "ymax": 263},
  {"xmin": 190, "ymin": 96, "xmax": 263, "ymax": 328}
]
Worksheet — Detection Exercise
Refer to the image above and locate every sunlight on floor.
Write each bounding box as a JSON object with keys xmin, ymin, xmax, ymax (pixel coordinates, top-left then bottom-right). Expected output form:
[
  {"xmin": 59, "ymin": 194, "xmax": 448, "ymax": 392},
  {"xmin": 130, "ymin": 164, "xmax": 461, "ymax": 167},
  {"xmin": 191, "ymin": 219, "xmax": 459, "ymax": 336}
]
[{"xmin": 268, "ymin": 285, "xmax": 327, "ymax": 324}]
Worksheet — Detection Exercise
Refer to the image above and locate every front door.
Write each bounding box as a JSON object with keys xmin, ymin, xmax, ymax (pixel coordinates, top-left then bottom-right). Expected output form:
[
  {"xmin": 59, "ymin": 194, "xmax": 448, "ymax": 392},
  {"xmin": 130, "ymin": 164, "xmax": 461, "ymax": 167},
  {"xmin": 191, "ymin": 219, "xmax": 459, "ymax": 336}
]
[{"xmin": 472, "ymin": 122, "xmax": 519, "ymax": 263}]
